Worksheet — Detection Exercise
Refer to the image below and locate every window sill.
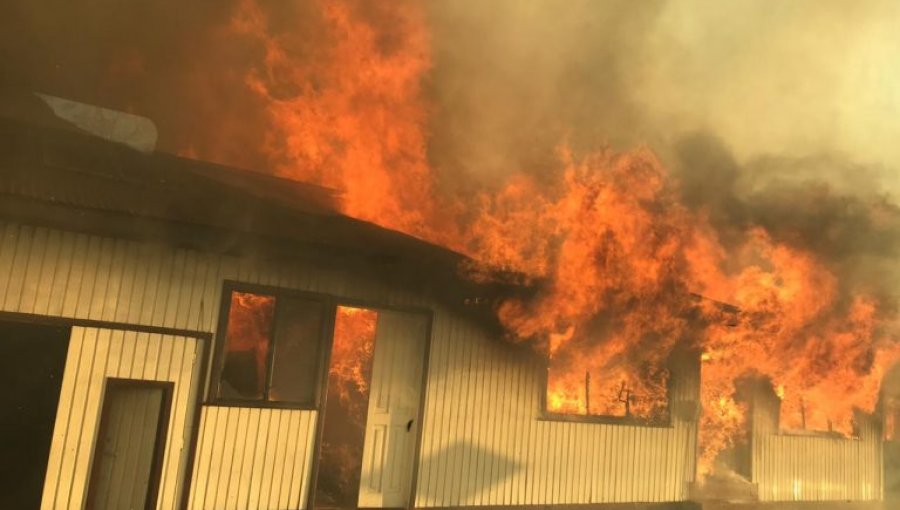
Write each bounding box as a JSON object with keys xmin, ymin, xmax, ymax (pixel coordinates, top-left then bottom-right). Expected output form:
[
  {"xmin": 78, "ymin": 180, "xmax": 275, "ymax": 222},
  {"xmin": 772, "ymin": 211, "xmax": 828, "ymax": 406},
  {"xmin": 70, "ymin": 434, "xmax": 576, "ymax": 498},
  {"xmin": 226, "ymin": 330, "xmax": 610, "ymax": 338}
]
[
  {"xmin": 775, "ymin": 428, "xmax": 861, "ymax": 440},
  {"xmin": 204, "ymin": 399, "xmax": 318, "ymax": 411},
  {"xmin": 538, "ymin": 411, "xmax": 672, "ymax": 428}
]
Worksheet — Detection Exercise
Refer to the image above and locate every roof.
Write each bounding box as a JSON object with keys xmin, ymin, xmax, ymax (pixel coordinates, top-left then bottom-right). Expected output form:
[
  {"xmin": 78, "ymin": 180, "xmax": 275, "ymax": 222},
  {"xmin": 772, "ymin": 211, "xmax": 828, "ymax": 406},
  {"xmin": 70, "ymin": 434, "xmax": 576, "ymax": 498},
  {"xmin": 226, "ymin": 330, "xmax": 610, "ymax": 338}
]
[
  {"xmin": 0, "ymin": 114, "xmax": 457, "ymax": 260},
  {"xmin": 0, "ymin": 95, "xmax": 528, "ymax": 324}
]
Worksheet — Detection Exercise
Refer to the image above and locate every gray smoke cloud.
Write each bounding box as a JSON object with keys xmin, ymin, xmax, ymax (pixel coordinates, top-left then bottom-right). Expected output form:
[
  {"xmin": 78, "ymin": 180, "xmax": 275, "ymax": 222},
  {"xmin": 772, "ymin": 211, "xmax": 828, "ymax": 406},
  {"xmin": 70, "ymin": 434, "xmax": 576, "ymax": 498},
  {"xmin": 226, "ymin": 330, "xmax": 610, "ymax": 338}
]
[{"xmin": 424, "ymin": 0, "xmax": 900, "ymax": 301}]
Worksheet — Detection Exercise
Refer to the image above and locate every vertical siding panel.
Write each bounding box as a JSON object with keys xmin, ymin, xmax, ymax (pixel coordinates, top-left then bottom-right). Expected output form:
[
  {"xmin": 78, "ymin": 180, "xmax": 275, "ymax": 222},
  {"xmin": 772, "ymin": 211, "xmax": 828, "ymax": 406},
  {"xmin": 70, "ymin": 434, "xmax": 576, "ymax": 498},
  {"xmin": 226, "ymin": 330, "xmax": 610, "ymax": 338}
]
[
  {"xmin": 111, "ymin": 241, "xmax": 138, "ymax": 324},
  {"xmin": 509, "ymin": 359, "xmax": 527, "ymax": 506},
  {"xmin": 163, "ymin": 250, "xmax": 187, "ymax": 329},
  {"xmin": 0, "ymin": 222, "xmax": 20, "ymax": 302},
  {"xmin": 298, "ymin": 412, "xmax": 318, "ymax": 509},
  {"xmin": 580, "ymin": 424, "xmax": 592, "ymax": 503},
  {"xmin": 73, "ymin": 235, "xmax": 101, "ymax": 320},
  {"xmin": 205, "ymin": 407, "xmax": 230, "ymax": 510},
  {"xmin": 247, "ymin": 408, "xmax": 273, "ymax": 509},
  {"xmin": 235, "ymin": 408, "xmax": 260, "ymax": 509},
  {"xmin": 499, "ymin": 355, "xmax": 516, "ymax": 506},
  {"xmin": 224, "ymin": 407, "xmax": 250, "ymax": 510},
  {"xmin": 47, "ymin": 230, "xmax": 75, "ymax": 317},
  {"xmin": 287, "ymin": 412, "xmax": 308, "ymax": 510},
  {"xmin": 17, "ymin": 226, "xmax": 47, "ymax": 313},
  {"xmin": 266, "ymin": 411, "xmax": 291, "ymax": 508},
  {"xmin": 425, "ymin": 314, "xmax": 448, "ymax": 506},
  {"xmin": 277, "ymin": 411, "xmax": 302, "ymax": 509},
  {"xmin": 137, "ymin": 245, "xmax": 163, "ymax": 326},
  {"xmin": 456, "ymin": 322, "xmax": 476, "ymax": 507},
  {"xmin": 87, "ymin": 237, "xmax": 113, "ymax": 323},
  {"xmin": 60, "ymin": 232, "xmax": 87, "ymax": 317},
  {"xmin": 163, "ymin": 337, "xmax": 194, "ymax": 509},
  {"xmin": 256, "ymin": 409, "xmax": 282, "ymax": 509},
  {"xmin": 151, "ymin": 336, "xmax": 174, "ymax": 507},
  {"xmin": 52, "ymin": 328, "xmax": 98, "ymax": 508},
  {"xmin": 443, "ymin": 317, "xmax": 463, "ymax": 508},
  {"xmin": 533, "ymin": 420, "xmax": 547, "ymax": 505},
  {"xmin": 27, "ymin": 227, "xmax": 56, "ymax": 314},
  {"xmin": 213, "ymin": 408, "xmax": 240, "ymax": 510},
  {"xmin": 461, "ymin": 324, "xmax": 483, "ymax": 506},
  {"xmin": 474, "ymin": 332, "xmax": 495, "ymax": 507},
  {"xmin": 101, "ymin": 239, "xmax": 127, "ymax": 322},
  {"xmin": 484, "ymin": 342, "xmax": 501, "ymax": 506},
  {"xmin": 41, "ymin": 328, "xmax": 85, "ymax": 510},
  {"xmin": 3, "ymin": 224, "xmax": 33, "ymax": 310},
  {"xmin": 189, "ymin": 407, "xmax": 217, "ymax": 510},
  {"xmin": 174, "ymin": 250, "xmax": 198, "ymax": 331}
]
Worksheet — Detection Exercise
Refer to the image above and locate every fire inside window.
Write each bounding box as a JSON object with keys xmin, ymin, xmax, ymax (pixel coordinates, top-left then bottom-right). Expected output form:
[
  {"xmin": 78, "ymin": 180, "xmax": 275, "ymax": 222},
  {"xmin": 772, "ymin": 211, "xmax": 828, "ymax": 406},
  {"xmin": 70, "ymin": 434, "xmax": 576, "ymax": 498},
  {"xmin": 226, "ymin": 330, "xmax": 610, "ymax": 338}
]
[
  {"xmin": 217, "ymin": 290, "xmax": 325, "ymax": 405},
  {"xmin": 545, "ymin": 354, "xmax": 669, "ymax": 420},
  {"xmin": 778, "ymin": 395, "xmax": 838, "ymax": 433}
]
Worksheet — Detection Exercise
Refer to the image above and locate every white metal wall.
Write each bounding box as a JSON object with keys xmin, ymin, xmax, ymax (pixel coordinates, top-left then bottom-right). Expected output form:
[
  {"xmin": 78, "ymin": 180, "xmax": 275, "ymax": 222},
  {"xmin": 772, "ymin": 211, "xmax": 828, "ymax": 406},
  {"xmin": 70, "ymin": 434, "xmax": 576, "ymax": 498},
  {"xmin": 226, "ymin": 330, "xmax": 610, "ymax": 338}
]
[
  {"xmin": 0, "ymin": 221, "xmax": 422, "ymax": 510},
  {"xmin": 187, "ymin": 407, "xmax": 316, "ymax": 510},
  {"xmin": 39, "ymin": 327, "xmax": 203, "ymax": 510},
  {"xmin": 0, "ymin": 220, "xmax": 701, "ymax": 508},
  {"xmin": 414, "ymin": 316, "xmax": 700, "ymax": 506},
  {"xmin": 750, "ymin": 386, "xmax": 883, "ymax": 502}
]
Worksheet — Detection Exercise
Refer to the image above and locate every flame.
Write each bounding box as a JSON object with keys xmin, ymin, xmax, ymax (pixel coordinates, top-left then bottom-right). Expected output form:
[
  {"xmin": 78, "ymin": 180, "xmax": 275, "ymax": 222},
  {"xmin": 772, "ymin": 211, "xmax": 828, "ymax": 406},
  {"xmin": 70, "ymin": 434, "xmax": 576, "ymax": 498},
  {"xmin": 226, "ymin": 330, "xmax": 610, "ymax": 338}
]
[
  {"xmin": 224, "ymin": 291, "xmax": 276, "ymax": 396},
  {"xmin": 230, "ymin": 0, "xmax": 457, "ymax": 243},
  {"xmin": 215, "ymin": 0, "xmax": 900, "ymax": 479},
  {"xmin": 330, "ymin": 305, "xmax": 378, "ymax": 418}
]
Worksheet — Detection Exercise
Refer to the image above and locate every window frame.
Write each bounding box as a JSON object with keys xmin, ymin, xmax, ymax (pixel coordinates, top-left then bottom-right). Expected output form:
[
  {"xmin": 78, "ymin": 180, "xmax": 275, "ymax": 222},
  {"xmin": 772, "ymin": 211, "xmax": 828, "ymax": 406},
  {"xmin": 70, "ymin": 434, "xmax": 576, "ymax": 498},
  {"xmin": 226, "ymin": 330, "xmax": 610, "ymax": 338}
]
[
  {"xmin": 208, "ymin": 281, "xmax": 336, "ymax": 411},
  {"xmin": 538, "ymin": 358, "xmax": 675, "ymax": 428}
]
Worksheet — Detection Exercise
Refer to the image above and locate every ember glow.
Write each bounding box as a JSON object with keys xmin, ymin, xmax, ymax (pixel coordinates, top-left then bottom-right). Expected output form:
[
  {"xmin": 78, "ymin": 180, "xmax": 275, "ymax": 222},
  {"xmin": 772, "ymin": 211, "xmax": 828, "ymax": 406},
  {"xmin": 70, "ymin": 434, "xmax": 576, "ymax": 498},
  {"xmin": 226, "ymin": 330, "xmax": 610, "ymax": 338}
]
[{"xmin": 222, "ymin": 0, "xmax": 899, "ymax": 477}]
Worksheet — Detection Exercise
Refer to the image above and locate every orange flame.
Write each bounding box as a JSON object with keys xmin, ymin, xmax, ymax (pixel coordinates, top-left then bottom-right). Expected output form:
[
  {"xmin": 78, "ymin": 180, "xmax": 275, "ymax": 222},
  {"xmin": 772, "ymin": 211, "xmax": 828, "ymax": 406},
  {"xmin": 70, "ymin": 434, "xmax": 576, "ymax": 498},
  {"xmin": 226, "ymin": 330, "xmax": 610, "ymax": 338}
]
[
  {"xmin": 330, "ymin": 305, "xmax": 378, "ymax": 418},
  {"xmin": 224, "ymin": 291, "xmax": 276, "ymax": 397},
  {"xmin": 220, "ymin": 0, "xmax": 900, "ymax": 479}
]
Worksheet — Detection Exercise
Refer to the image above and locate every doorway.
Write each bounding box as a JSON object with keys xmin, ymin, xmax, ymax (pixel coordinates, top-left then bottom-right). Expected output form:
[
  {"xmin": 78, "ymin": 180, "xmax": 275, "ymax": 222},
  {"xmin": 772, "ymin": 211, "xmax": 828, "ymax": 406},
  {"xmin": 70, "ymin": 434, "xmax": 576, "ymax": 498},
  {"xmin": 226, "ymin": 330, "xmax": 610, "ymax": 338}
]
[
  {"xmin": 85, "ymin": 379, "xmax": 173, "ymax": 510},
  {"xmin": 313, "ymin": 307, "xmax": 429, "ymax": 509},
  {"xmin": 0, "ymin": 319, "xmax": 70, "ymax": 509}
]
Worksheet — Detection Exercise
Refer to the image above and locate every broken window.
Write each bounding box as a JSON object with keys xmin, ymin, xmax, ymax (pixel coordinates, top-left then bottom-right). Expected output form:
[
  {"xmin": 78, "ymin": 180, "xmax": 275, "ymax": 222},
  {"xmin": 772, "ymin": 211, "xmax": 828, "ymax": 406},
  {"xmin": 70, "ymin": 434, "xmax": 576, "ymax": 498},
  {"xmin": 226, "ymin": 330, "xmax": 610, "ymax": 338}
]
[
  {"xmin": 216, "ymin": 289, "xmax": 325, "ymax": 406},
  {"xmin": 545, "ymin": 350, "xmax": 670, "ymax": 421}
]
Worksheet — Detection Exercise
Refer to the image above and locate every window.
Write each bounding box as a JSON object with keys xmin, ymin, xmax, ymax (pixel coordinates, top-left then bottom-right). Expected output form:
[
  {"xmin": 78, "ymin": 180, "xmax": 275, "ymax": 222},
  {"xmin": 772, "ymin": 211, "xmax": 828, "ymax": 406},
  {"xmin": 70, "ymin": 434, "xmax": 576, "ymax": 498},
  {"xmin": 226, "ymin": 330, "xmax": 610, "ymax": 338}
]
[
  {"xmin": 544, "ymin": 350, "xmax": 670, "ymax": 422},
  {"xmin": 215, "ymin": 287, "xmax": 326, "ymax": 407}
]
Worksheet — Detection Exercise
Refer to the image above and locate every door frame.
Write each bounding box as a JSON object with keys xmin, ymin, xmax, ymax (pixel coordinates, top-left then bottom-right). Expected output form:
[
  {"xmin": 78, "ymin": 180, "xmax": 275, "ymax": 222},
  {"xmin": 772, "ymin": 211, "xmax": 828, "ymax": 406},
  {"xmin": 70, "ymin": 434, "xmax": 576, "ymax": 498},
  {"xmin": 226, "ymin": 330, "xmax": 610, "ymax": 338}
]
[
  {"xmin": 85, "ymin": 378, "xmax": 175, "ymax": 510},
  {"xmin": 306, "ymin": 301, "xmax": 434, "ymax": 510}
]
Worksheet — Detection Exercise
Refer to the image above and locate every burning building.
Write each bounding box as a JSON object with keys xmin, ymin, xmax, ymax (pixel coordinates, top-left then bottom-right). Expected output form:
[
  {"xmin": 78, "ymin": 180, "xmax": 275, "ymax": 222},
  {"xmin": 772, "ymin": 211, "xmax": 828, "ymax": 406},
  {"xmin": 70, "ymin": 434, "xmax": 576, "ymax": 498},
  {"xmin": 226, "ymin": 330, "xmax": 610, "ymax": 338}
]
[
  {"xmin": 0, "ymin": 99, "xmax": 712, "ymax": 510},
  {"xmin": 3, "ymin": 88, "xmax": 897, "ymax": 510}
]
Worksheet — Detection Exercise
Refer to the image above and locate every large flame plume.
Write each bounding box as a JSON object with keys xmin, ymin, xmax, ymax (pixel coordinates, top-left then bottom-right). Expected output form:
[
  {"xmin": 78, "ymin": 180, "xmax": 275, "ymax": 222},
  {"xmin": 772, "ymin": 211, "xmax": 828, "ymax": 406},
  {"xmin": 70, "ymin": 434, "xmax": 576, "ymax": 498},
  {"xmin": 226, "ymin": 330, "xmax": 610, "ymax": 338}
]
[{"xmin": 216, "ymin": 0, "xmax": 900, "ymax": 476}]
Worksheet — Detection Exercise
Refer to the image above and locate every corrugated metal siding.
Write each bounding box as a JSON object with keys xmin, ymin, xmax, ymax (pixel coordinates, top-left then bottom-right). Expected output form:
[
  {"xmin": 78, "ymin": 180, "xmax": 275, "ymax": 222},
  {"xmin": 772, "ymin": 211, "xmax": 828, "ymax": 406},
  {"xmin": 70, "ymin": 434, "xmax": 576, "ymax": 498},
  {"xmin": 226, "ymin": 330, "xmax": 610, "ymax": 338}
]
[
  {"xmin": 39, "ymin": 327, "xmax": 203, "ymax": 510},
  {"xmin": 1, "ymin": 220, "xmax": 701, "ymax": 507},
  {"xmin": 413, "ymin": 315, "xmax": 700, "ymax": 506},
  {"xmin": 187, "ymin": 407, "xmax": 317, "ymax": 510},
  {"xmin": 751, "ymin": 388, "xmax": 883, "ymax": 502}
]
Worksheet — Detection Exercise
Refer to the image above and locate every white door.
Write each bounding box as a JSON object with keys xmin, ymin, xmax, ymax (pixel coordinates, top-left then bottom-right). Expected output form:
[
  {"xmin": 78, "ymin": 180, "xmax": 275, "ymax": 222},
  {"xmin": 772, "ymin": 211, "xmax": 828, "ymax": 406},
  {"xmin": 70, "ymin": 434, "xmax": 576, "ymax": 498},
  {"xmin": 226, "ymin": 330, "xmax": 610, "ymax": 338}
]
[{"xmin": 358, "ymin": 311, "xmax": 428, "ymax": 508}]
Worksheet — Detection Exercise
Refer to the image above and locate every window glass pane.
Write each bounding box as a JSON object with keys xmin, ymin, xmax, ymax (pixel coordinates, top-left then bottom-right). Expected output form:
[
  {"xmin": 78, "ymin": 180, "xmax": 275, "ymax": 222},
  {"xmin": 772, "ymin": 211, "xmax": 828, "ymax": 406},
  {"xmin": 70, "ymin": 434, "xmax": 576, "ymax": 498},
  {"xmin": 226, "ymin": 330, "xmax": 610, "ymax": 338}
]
[
  {"xmin": 268, "ymin": 297, "xmax": 325, "ymax": 404},
  {"xmin": 219, "ymin": 291, "xmax": 275, "ymax": 400}
]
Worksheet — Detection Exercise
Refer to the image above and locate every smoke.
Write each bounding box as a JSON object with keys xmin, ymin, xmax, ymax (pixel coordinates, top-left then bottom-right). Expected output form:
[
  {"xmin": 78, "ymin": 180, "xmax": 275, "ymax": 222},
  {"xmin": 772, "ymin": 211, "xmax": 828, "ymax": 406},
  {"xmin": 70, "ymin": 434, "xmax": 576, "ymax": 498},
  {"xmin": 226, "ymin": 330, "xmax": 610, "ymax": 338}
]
[{"xmin": 425, "ymin": 0, "xmax": 900, "ymax": 192}]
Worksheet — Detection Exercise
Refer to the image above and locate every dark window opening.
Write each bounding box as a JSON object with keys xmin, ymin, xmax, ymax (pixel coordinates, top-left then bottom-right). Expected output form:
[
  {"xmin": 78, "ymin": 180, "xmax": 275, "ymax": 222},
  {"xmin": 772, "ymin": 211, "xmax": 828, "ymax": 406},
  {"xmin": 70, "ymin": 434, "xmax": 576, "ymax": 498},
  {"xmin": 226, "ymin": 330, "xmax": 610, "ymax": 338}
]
[
  {"xmin": 215, "ymin": 289, "xmax": 325, "ymax": 407},
  {"xmin": 0, "ymin": 320, "xmax": 71, "ymax": 509}
]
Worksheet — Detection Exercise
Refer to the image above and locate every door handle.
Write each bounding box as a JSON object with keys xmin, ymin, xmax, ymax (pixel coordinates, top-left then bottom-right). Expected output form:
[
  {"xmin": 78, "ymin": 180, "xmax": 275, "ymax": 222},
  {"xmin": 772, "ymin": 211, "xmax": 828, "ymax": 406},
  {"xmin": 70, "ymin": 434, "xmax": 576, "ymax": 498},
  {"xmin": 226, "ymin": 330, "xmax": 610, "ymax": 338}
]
[{"xmin": 406, "ymin": 419, "xmax": 414, "ymax": 432}]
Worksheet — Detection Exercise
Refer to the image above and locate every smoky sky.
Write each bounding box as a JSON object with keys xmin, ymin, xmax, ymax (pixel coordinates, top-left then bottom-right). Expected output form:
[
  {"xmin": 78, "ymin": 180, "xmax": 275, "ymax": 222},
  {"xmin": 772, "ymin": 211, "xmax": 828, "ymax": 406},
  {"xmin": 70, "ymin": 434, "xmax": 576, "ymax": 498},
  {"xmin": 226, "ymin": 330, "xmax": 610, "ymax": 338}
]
[{"xmin": 3, "ymin": 0, "xmax": 900, "ymax": 291}]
